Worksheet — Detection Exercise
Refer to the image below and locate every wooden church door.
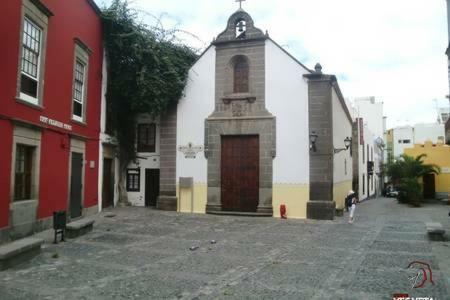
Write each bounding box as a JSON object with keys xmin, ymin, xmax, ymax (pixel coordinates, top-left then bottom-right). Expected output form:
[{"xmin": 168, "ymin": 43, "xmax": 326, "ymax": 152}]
[{"xmin": 221, "ymin": 135, "xmax": 259, "ymax": 212}]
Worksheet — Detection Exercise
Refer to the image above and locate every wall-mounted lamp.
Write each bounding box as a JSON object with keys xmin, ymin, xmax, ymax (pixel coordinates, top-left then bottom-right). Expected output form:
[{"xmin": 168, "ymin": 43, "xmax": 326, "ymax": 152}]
[
  {"xmin": 309, "ymin": 132, "xmax": 318, "ymax": 152},
  {"xmin": 334, "ymin": 137, "xmax": 352, "ymax": 154}
]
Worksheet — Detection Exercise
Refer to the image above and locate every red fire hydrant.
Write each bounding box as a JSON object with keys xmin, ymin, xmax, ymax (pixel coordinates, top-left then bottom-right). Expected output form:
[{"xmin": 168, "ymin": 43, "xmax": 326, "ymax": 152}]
[{"xmin": 280, "ymin": 204, "xmax": 287, "ymax": 219}]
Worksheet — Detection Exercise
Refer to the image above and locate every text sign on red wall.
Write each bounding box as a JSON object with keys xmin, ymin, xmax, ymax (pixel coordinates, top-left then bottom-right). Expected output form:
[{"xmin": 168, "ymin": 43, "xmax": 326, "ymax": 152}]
[{"xmin": 40, "ymin": 116, "xmax": 72, "ymax": 131}]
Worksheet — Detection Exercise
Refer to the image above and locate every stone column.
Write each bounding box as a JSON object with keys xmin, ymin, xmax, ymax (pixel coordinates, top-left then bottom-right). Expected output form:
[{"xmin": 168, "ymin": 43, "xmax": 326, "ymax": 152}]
[
  {"xmin": 156, "ymin": 104, "xmax": 178, "ymax": 211},
  {"xmin": 304, "ymin": 66, "xmax": 335, "ymax": 220}
]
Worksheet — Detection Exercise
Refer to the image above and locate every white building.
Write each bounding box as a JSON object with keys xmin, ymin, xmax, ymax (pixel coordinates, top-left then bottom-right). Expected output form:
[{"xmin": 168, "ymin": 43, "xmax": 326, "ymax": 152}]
[
  {"xmin": 354, "ymin": 97, "xmax": 384, "ymax": 139},
  {"xmin": 351, "ymin": 97, "xmax": 385, "ymax": 199},
  {"xmin": 98, "ymin": 54, "xmax": 120, "ymax": 212},
  {"xmin": 389, "ymin": 123, "xmax": 445, "ymax": 158},
  {"xmin": 392, "ymin": 125, "xmax": 414, "ymax": 158},
  {"xmin": 413, "ymin": 123, "xmax": 445, "ymax": 144},
  {"xmin": 124, "ymin": 8, "xmax": 353, "ymax": 220}
]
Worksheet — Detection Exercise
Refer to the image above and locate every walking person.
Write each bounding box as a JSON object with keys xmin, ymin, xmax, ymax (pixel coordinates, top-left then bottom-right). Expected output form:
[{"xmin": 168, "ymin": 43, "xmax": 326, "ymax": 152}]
[
  {"xmin": 348, "ymin": 191, "xmax": 358, "ymax": 224},
  {"xmin": 345, "ymin": 190, "xmax": 354, "ymax": 212}
]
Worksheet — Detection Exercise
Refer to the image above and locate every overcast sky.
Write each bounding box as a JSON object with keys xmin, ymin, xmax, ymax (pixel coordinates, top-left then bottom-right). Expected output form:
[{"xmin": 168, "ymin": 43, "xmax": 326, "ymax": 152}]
[{"xmin": 95, "ymin": 0, "xmax": 450, "ymax": 129}]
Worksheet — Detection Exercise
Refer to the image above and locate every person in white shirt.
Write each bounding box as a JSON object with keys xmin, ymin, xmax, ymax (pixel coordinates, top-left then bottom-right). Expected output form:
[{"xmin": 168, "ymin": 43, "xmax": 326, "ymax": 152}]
[{"xmin": 348, "ymin": 190, "xmax": 358, "ymax": 224}]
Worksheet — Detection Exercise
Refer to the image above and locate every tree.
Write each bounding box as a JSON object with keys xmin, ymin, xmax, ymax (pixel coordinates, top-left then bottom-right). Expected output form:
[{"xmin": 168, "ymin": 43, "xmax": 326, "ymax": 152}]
[
  {"xmin": 101, "ymin": 0, "xmax": 197, "ymax": 203},
  {"xmin": 385, "ymin": 154, "xmax": 440, "ymax": 206}
]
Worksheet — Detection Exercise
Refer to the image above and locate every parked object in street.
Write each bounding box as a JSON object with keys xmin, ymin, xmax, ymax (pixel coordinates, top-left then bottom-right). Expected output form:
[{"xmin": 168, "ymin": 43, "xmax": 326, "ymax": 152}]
[{"xmin": 386, "ymin": 190, "xmax": 399, "ymax": 198}]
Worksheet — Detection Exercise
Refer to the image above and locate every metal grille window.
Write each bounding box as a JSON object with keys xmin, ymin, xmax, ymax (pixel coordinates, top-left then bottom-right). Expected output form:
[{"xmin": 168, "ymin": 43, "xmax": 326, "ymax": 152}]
[
  {"xmin": 20, "ymin": 18, "xmax": 42, "ymax": 100},
  {"xmin": 137, "ymin": 124, "xmax": 156, "ymax": 152},
  {"xmin": 14, "ymin": 145, "xmax": 34, "ymax": 201},
  {"xmin": 73, "ymin": 60, "xmax": 86, "ymax": 120},
  {"xmin": 126, "ymin": 169, "xmax": 140, "ymax": 192}
]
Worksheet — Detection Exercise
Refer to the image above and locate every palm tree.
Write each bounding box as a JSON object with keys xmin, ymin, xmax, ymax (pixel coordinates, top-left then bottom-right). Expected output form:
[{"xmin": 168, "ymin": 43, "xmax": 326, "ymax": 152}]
[{"xmin": 386, "ymin": 154, "xmax": 440, "ymax": 206}]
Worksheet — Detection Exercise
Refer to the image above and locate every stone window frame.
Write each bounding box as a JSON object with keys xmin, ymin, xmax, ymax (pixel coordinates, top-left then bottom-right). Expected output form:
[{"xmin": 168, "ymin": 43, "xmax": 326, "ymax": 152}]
[
  {"xmin": 71, "ymin": 41, "xmax": 91, "ymax": 124},
  {"xmin": 16, "ymin": 0, "xmax": 50, "ymax": 108},
  {"xmin": 10, "ymin": 125, "xmax": 42, "ymax": 203},
  {"xmin": 232, "ymin": 55, "xmax": 250, "ymax": 94},
  {"xmin": 137, "ymin": 123, "xmax": 156, "ymax": 153}
]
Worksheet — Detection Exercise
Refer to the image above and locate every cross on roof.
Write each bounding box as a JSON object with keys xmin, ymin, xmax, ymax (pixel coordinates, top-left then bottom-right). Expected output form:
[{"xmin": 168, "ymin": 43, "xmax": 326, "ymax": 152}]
[{"xmin": 236, "ymin": 0, "xmax": 246, "ymax": 9}]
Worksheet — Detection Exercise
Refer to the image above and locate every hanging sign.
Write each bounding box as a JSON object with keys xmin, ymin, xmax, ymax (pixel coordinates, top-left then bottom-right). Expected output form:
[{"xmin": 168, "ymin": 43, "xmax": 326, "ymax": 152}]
[{"xmin": 178, "ymin": 143, "xmax": 203, "ymax": 159}]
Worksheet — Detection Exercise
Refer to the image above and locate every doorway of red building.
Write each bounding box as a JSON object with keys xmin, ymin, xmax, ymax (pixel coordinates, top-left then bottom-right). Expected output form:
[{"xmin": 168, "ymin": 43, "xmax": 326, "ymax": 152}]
[{"xmin": 69, "ymin": 152, "xmax": 83, "ymax": 218}]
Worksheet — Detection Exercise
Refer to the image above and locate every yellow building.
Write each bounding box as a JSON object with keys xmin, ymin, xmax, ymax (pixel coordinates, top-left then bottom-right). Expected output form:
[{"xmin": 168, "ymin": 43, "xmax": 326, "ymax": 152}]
[{"xmin": 404, "ymin": 141, "xmax": 450, "ymax": 199}]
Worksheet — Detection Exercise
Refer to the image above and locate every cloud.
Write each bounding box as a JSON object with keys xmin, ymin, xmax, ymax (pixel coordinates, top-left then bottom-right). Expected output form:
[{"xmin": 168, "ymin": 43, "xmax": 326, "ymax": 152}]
[{"xmin": 95, "ymin": 0, "xmax": 450, "ymax": 128}]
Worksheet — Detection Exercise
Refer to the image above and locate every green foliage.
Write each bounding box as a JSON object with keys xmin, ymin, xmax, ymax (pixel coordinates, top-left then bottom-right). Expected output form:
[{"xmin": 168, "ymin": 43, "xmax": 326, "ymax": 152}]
[
  {"xmin": 397, "ymin": 178, "xmax": 422, "ymax": 206},
  {"xmin": 386, "ymin": 154, "xmax": 440, "ymax": 206},
  {"xmin": 101, "ymin": 0, "xmax": 197, "ymax": 166}
]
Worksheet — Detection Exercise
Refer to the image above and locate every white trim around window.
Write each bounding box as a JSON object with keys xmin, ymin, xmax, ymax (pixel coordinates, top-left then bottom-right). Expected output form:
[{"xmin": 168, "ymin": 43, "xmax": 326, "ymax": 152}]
[
  {"xmin": 72, "ymin": 43, "xmax": 90, "ymax": 123},
  {"xmin": 16, "ymin": 0, "xmax": 49, "ymax": 107}
]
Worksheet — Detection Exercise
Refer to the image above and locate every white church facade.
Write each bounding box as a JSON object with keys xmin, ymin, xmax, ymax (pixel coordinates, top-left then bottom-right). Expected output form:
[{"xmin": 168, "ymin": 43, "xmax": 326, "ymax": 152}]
[{"xmin": 125, "ymin": 9, "xmax": 353, "ymax": 219}]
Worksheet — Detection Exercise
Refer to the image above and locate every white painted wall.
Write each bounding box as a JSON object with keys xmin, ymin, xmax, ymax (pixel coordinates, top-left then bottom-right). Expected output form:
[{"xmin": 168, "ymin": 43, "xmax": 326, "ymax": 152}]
[
  {"xmin": 98, "ymin": 51, "xmax": 119, "ymax": 211},
  {"xmin": 265, "ymin": 40, "xmax": 310, "ymax": 184},
  {"xmin": 413, "ymin": 123, "xmax": 445, "ymax": 144},
  {"xmin": 332, "ymin": 88, "xmax": 352, "ymax": 184},
  {"xmin": 393, "ymin": 126, "xmax": 414, "ymax": 158},
  {"xmin": 357, "ymin": 123, "xmax": 378, "ymax": 199},
  {"xmin": 176, "ymin": 47, "xmax": 216, "ymax": 184},
  {"xmin": 390, "ymin": 124, "xmax": 445, "ymax": 159},
  {"xmin": 353, "ymin": 97, "xmax": 384, "ymax": 140},
  {"xmin": 447, "ymin": 0, "xmax": 450, "ymax": 42},
  {"xmin": 127, "ymin": 114, "xmax": 161, "ymax": 206}
]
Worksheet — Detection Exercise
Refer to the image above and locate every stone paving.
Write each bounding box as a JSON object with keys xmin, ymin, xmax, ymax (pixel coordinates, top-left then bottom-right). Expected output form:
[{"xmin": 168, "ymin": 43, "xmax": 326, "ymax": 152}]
[{"xmin": 0, "ymin": 197, "xmax": 449, "ymax": 299}]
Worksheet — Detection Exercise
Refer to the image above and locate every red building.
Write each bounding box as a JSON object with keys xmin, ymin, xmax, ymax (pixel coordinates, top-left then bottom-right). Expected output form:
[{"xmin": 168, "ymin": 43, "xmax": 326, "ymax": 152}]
[{"xmin": 0, "ymin": 0, "xmax": 103, "ymax": 243}]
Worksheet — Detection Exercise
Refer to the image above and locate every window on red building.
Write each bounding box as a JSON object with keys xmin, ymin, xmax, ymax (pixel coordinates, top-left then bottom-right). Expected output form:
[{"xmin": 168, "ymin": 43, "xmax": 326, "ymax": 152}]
[
  {"xmin": 73, "ymin": 60, "xmax": 86, "ymax": 121},
  {"xmin": 17, "ymin": 0, "xmax": 49, "ymax": 107},
  {"xmin": 72, "ymin": 42, "xmax": 90, "ymax": 122},
  {"xmin": 14, "ymin": 145, "xmax": 34, "ymax": 201},
  {"xmin": 137, "ymin": 124, "xmax": 156, "ymax": 152},
  {"xmin": 19, "ymin": 18, "xmax": 43, "ymax": 104}
]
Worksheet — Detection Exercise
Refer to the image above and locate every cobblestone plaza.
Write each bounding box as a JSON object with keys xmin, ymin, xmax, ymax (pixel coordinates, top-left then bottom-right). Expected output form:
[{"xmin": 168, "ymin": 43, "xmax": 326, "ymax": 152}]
[{"xmin": 1, "ymin": 198, "xmax": 449, "ymax": 299}]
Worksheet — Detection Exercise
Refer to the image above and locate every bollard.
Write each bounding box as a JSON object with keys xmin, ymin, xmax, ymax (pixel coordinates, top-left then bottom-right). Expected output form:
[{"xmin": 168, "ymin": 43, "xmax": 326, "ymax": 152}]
[{"xmin": 280, "ymin": 204, "xmax": 287, "ymax": 219}]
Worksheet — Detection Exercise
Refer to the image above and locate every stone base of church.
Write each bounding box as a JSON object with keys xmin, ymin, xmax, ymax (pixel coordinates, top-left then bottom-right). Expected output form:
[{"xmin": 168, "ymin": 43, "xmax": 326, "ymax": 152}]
[
  {"xmin": 205, "ymin": 204, "xmax": 273, "ymax": 216},
  {"xmin": 205, "ymin": 204, "xmax": 222, "ymax": 214},
  {"xmin": 156, "ymin": 196, "xmax": 177, "ymax": 211},
  {"xmin": 307, "ymin": 201, "xmax": 335, "ymax": 220},
  {"xmin": 207, "ymin": 211, "xmax": 272, "ymax": 217},
  {"xmin": 256, "ymin": 205, "xmax": 273, "ymax": 215}
]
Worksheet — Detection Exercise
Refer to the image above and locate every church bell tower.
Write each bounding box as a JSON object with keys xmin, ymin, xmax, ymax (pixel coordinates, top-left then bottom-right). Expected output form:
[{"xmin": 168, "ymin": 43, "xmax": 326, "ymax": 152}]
[{"xmin": 204, "ymin": 8, "xmax": 276, "ymax": 215}]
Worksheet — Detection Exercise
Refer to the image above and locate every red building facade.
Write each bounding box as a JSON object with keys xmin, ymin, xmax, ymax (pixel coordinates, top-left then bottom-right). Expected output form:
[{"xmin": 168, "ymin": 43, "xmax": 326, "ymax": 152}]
[{"xmin": 0, "ymin": 0, "xmax": 103, "ymax": 242}]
